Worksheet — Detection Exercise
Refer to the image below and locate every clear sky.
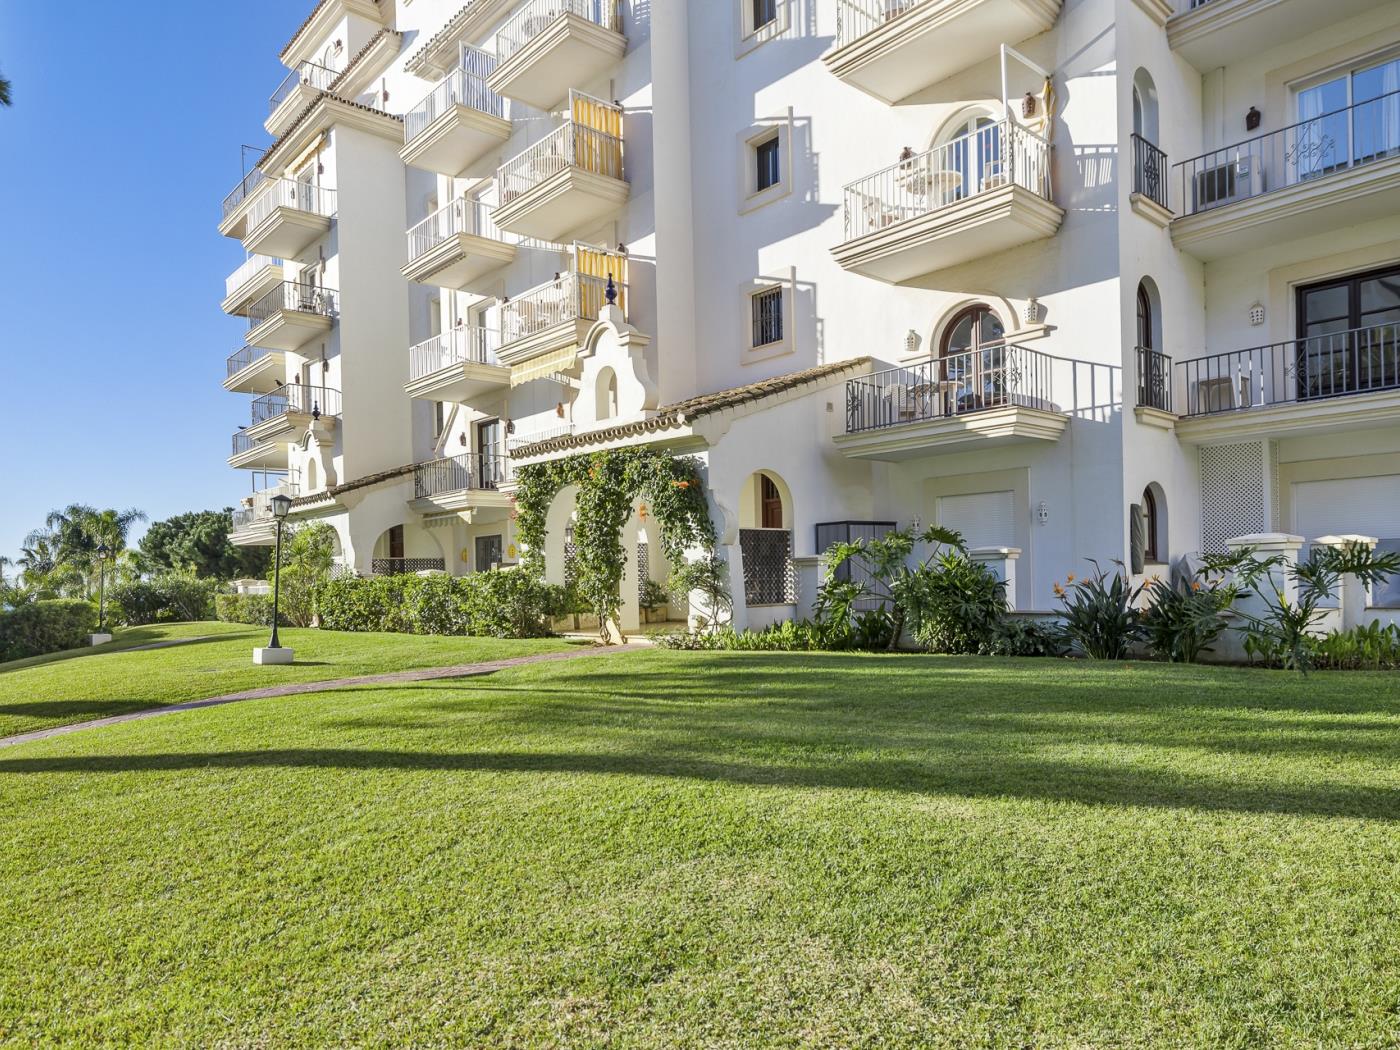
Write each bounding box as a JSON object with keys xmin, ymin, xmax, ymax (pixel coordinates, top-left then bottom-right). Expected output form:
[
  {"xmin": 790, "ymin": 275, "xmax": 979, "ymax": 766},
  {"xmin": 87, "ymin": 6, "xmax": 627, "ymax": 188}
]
[{"xmin": 0, "ymin": 2, "xmax": 316, "ymax": 562}]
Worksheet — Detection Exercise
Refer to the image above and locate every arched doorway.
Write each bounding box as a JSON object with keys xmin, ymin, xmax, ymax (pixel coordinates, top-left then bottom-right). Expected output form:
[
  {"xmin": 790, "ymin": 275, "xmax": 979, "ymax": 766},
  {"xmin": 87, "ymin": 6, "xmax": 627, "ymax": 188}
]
[
  {"xmin": 738, "ymin": 470, "xmax": 795, "ymax": 607},
  {"xmin": 935, "ymin": 111, "xmax": 1002, "ymax": 201},
  {"xmin": 941, "ymin": 304, "xmax": 1007, "ymax": 414}
]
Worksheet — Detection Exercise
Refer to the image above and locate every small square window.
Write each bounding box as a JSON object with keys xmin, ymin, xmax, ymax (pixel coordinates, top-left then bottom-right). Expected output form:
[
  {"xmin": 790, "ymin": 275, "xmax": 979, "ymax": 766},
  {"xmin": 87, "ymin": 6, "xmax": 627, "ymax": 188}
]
[
  {"xmin": 751, "ymin": 286, "xmax": 784, "ymax": 348},
  {"xmin": 755, "ymin": 136, "xmax": 781, "ymax": 193},
  {"xmin": 752, "ymin": 0, "xmax": 777, "ymax": 30}
]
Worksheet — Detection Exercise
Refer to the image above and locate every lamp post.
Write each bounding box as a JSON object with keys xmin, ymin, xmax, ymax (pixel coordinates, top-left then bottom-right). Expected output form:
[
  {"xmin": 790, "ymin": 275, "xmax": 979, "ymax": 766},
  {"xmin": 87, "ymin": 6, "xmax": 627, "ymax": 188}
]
[
  {"xmin": 90, "ymin": 543, "xmax": 114, "ymax": 646},
  {"xmin": 254, "ymin": 494, "xmax": 295, "ymax": 665}
]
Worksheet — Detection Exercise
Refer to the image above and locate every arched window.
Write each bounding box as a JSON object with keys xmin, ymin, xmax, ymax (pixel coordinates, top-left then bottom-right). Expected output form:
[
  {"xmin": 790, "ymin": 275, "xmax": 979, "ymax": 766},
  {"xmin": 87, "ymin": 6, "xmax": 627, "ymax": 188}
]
[
  {"xmin": 935, "ymin": 112, "xmax": 1002, "ymax": 200},
  {"xmin": 1136, "ymin": 283, "xmax": 1154, "ymax": 350},
  {"xmin": 306, "ymin": 458, "xmax": 319, "ymax": 492},
  {"xmin": 1131, "ymin": 68, "xmax": 1159, "ymax": 144},
  {"xmin": 595, "ymin": 368, "xmax": 618, "ymax": 421},
  {"xmin": 1142, "ymin": 486, "xmax": 1160, "ymax": 563},
  {"xmin": 941, "ymin": 304, "xmax": 1007, "ymax": 412},
  {"xmin": 761, "ymin": 474, "xmax": 784, "ymax": 529}
]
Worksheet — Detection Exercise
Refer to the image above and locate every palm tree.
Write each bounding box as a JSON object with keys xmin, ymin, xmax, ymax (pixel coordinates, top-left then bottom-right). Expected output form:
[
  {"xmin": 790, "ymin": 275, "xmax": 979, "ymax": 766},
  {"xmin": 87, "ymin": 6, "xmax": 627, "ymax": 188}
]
[
  {"xmin": 38, "ymin": 505, "xmax": 147, "ymax": 597},
  {"xmin": 0, "ymin": 71, "xmax": 11, "ymax": 107}
]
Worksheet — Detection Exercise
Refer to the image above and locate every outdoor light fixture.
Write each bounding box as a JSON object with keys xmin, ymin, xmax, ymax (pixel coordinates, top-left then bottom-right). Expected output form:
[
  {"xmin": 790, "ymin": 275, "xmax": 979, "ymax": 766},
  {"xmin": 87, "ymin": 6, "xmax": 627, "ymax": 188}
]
[
  {"xmin": 92, "ymin": 543, "xmax": 114, "ymax": 645},
  {"xmin": 1246, "ymin": 106, "xmax": 1261, "ymax": 131},
  {"xmin": 255, "ymin": 494, "xmax": 295, "ymax": 665}
]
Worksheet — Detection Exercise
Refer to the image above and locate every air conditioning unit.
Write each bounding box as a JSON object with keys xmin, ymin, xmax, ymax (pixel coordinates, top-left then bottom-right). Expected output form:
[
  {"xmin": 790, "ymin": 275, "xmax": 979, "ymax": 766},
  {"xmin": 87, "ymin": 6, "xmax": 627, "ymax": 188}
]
[{"xmin": 1192, "ymin": 154, "xmax": 1265, "ymax": 211}]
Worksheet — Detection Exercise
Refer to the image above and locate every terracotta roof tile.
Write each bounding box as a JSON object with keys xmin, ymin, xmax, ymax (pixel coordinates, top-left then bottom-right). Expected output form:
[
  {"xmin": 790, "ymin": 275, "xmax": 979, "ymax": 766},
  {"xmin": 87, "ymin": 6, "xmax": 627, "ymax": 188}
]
[
  {"xmin": 328, "ymin": 28, "xmax": 402, "ymax": 94},
  {"xmin": 257, "ymin": 92, "xmax": 402, "ymax": 172},
  {"xmin": 279, "ymin": 0, "xmax": 383, "ymax": 63},
  {"xmin": 404, "ymin": 2, "xmax": 481, "ymax": 71},
  {"xmin": 290, "ymin": 463, "xmax": 414, "ymax": 508}
]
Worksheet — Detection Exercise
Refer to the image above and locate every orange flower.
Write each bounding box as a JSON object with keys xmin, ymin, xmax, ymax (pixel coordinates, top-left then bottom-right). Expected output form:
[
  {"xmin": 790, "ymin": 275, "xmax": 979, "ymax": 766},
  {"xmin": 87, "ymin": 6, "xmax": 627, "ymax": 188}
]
[
  {"xmin": 672, "ymin": 480, "xmax": 690, "ymax": 489},
  {"xmin": 1053, "ymin": 582, "xmax": 1065, "ymax": 597},
  {"xmin": 1190, "ymin": 580, "xmax": 1202, "ymax": 591},
  {"xmin": 1066, "ymin": 572, "xmax": 1076, "ymax": 583}
]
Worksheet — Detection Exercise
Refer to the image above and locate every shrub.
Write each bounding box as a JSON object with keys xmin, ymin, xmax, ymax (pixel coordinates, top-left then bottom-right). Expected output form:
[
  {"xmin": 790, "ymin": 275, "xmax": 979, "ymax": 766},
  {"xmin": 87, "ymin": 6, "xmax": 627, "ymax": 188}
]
[
  {"xmin": 986, "ymin": 618, "xmax": 1067, "ymax": 658},
  {"xmin": 668, "ymin": 554, "xmax": 733, "ymax": 629},
  {"xmin": 639, "ymin": 578, "xmax": 670, "ymax": 612},
  {"xmin": 215, "ymin": 593, "xmax": 278, "ymax": 627},
  {"xmin": 1055, "ymin": 562, "xmax": 1143, "ymax": 660},
  {"xmin": 317, "ymin": 570, "xmax": 563, "ymax": 638},
  {"xmin": 1311, "ymin": 622, "xmax": 1400, "ymax": 671},
  {"xmin": 656, "ymin": 621, "xmax": 828, "ymax": 651},
  {"xmin": 270, "ymin": 523, "xmax": 339, "ymax": 627},
  {"xmin": 0, "ymin": 599, "xmax": 98, "ymax": 662},
  {"xmin": 109, "ymin": 574, "xmax": 219, "ymax": 626},
  {"xmin": 903, "ymin": 549, "xmax": 1007, "ymax": 654}
]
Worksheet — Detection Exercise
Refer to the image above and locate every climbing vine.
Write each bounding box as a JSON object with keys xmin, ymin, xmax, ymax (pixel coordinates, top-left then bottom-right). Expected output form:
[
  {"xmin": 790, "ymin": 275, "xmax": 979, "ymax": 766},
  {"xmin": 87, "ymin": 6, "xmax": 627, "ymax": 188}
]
[{"xmin": 513, "ymin": 448, "xmax": 715, "ymax": 641}]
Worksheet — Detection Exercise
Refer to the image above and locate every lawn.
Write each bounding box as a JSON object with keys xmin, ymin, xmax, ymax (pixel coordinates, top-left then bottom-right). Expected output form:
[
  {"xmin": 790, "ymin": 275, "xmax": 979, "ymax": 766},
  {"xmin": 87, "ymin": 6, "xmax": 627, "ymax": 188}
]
[
  {"xmin": 0, "ymin": 622, "xmax": 579, "ymax": 738},
  {"xmin": 2, "ymin": 651, "xmax": 1399, "ymax": 1046}
]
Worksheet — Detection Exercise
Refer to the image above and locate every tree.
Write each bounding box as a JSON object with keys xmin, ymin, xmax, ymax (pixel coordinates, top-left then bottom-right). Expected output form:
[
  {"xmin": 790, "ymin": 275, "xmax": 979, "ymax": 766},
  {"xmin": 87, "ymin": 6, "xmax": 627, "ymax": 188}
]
[
  {"xmin": 0, "ymin": 71, "xmax": 11, "ymax": 108},
  {"xmin": 138, "ymin": 510, "xmax": 272, "ymax": 580},
  {"xmin": 26, "ymin": 505, "xmax": 147, "ymax": 598},
  {"xmin": 271, "ymin": 522, "xmax": 338, "ymax": 627}
]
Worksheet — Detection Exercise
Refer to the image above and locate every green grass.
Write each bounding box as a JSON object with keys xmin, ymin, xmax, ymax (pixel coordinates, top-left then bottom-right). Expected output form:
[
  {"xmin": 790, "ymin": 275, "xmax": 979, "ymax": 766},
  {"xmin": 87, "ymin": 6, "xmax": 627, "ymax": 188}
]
[
  {"xmin": 2, "ymin": 651, "xmax": 1399, "ymax": 1046},
  {"xmin": 0, "ymin": 619, "xmax": 253, "ymax": 672},
  {"xmin": 0, "ymin": 622, "xmax": 579, "ymax": 738}
]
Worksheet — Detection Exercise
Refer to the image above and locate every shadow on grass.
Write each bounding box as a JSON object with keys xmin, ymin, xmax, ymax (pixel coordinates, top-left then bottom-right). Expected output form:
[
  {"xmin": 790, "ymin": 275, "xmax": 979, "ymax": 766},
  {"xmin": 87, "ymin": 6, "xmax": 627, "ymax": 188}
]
[{"xmin": 0, "ymin": 627, "xmax": 261, "ymax": 675}]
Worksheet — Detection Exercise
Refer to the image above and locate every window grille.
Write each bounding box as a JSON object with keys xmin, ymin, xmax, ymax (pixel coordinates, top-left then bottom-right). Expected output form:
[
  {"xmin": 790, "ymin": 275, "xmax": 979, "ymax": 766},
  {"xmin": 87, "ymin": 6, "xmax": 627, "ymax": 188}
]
[{"xmin": 751, "ymin": 286, "xmax": 784, "ymax": 347}]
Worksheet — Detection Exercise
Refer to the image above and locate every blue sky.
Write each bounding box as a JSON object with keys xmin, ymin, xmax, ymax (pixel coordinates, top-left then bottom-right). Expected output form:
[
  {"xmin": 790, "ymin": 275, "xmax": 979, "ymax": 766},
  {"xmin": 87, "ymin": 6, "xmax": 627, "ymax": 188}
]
[{"xmin": 0, "ymin": 2, "xmax": 312, "ymax": 562}]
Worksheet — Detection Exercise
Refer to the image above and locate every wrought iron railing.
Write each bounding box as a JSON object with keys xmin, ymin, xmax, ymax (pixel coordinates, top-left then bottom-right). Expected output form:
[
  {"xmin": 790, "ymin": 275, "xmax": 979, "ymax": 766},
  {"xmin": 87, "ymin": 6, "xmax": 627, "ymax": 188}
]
[
  {"xmin": 373, "ymin": 558, "xmax": 447, "ymax": 576},
  {"xmin": 1176, "ymin": 322, "xmax": 1400, "ymax": 416},
  {"xmin": 498, "ymin": 120, "xmax": 624, "ymax": 204},
  {"xmin": 232, "ymin": 477, "xmax": 301, "ymax": 529},
  {"xmin": 1131, "ymin": 133, "xmax": 1169, "ymax": 211},
  {"xmin": 496, "ymin": 0, "xmax": 621, "ymax": 63},
  {"xmin": 245, "ymin": 179, "xmax": 337, "ymax": 230},
  {"xmin": 1174, "ymin": 89, "xmax": 1400, "ymax": 216},
  {"xmin": 1136, "ymin": 346, "xmax": 1172, "ymax": 412},
  {"xmin": 409, "ymin": 328, "xmax": 503, "ymax": 380},
  {"xmin": 752, "ymin": 286, "xmax": 783, "ymax": 347},
  {"xmin": 222, "ymin": 167, "xmax": 268, "ymax": 220},
  {"xmin": 226, "ymin": 345, "xmax": 280, "ymax": 378},
  {"xmin": 500, "ymin": 272, "xmax": 616, "ymax": 346},
  {"xmin": 508, "ymin": 423, "xmax": 576, "ymax": 450},
  {"xmin": 845, "ymin": 345, "xmax": 1056, "ymax": 433},
  {"xmin": 834, "ymin": 0, "xmax": 923, "ymax": 48},
  {"xmin": 248, "ymin": 282, "xmax": 339, "ymax": 328},
  {"xmin": 225, "ymin": 255, "xmax": 283, "ymax": 299},
  {"xmin": 406, "ymin": 198, "xmax": 505, "ymax": 263},
  {"xmin": 405, "ymin": 50, "xmax": 504, "ymax": 142},
  {"xmin": 231, "ymin": 431, "xmax": 257, "ymax": 457},
  {"xmin": 270, "ymin": 60, "xmax": 338, "ymax": 114},
  {"xmin": 250, "ymin": 385, "xmax": 342, "ymax": 426},
  {"xmin": 842, "ymin": 119, "xmax": 1052, "ymax": 241},
  {"xmin": 740, "ymin": 528, "xmax": 797, "ymax": 606},
  {"xmin": 414, "ymin": 453, "xmax": 509, "ymax": 497}
]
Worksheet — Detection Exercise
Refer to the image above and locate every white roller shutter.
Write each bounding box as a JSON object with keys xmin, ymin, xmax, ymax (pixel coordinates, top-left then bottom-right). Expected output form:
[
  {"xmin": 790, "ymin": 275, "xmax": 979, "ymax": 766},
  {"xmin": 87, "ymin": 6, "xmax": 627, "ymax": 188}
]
[
  {"xmin": 1292, "ymin": 476, "xmax": 1400, "ymax": 540},
  {"xmin": 937, "ymin": 491, "xmax": 1016, "ymax": 548}
]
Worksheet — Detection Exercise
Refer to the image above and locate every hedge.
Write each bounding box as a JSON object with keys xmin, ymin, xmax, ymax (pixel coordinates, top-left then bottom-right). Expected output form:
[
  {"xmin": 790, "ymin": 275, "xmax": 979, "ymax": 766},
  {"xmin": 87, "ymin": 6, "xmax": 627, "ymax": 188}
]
[
  {"xmin": 0, "ymin": 600, "xmax": 98, "ymax": 662},
  {"xmin": 109, "ymin": 575, "xmax": 219, "ymax": 626},
  {"xmin": 318, "ymin": 571, "xmax": 563, "ymax": 638},
  {"xmin": 214, "ymin": 593, "xmax": 280, "ymax": 627}
]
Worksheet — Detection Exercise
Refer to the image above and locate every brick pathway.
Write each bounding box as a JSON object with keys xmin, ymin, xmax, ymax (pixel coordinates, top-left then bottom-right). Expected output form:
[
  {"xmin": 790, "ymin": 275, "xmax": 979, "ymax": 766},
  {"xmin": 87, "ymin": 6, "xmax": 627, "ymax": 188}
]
[{"xmin": 0, "ymin": 644, "xmax": 643, "ymax": 751}]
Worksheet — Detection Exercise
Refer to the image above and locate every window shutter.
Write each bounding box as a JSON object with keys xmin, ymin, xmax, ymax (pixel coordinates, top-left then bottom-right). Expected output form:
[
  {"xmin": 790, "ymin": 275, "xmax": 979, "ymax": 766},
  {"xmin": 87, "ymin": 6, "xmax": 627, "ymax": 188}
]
[{"xmin": 1129, "ymin": 503, "xmax": 1146, "ymax": 575}]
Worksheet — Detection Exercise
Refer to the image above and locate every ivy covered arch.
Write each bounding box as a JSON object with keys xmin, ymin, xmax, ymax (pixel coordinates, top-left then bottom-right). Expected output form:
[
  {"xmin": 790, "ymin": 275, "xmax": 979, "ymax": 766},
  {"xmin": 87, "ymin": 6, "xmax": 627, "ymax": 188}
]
[{"xmin": 513, "ymin": 448, "xmax": 715, "ymax": 641}]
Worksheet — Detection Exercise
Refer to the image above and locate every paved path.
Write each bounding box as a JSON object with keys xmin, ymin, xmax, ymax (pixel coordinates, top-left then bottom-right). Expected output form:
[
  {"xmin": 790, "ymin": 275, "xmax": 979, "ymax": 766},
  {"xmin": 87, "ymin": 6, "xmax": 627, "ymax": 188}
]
[{"xmin": 0, "ymin": 644, "xmax": 643, "ymax": 751}]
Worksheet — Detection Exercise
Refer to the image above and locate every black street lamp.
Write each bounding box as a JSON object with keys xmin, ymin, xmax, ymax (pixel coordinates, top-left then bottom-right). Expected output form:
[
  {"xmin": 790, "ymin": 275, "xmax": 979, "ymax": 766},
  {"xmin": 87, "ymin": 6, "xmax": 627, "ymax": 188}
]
[
  {"xmin": 95, "ymin": 542, "xmax": 112, "ymax": 634},
  {"xmin": 268, "ymin": 494, "xmax": 292, "ymax": 650}
]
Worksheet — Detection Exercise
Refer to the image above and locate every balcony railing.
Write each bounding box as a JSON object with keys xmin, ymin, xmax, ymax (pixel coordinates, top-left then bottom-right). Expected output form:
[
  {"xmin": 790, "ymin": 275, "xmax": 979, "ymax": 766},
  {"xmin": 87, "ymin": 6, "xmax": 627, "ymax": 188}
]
[
  {"xmin": 845, "ymin": 345, "xmax": 1056, "ymax": 433},
  {"xmin": 246, "ymin": 179, "xmax": 338, "ymax": 229},
  {"xmin": 250, "ymin": 385, "xmax": 342, "ymax": 426},
  {"xmin": 1131, "ymin": 133, "xmax": 1169, "ymax": 211},
  {"xmin": 270, "ymin": 60, "xmax": 338, "ymax": 114},
  {"xmin": 409, "ymin": 327, "xmax": 503, "ymax": 380},
  {"xmin": 508, "ymin": 423, "xmax": 576, "ymax": 450},
  {"xmin": 406, "ymin": 198, "xmax": 505, "ymax": 263},
  {"xmin": 842, "ymin": 119, "xmax": 1052, "ymax": 240},
  {"xmin": 834, "ymin": 0, "xmax": 923, "ymax": 48},
  {"xmin": 225, "ymin": 254, "xmax": 283, "ymax": 298},
  {"xmin": 232, "ymin": 477, "xmax": 301, "ymax": 530},
  {"xmin": 226, "ymin": 345, "xmax": 280, "ymax": 379},
  {"xmin": 1174, "ymin": 89, "xmax": 1400, "ymax": 216},
  {"xmin": 501, "ymin": 272, "xmax": 615, "ymax": 345},
  {"xmin": 222, "ymin": 167, "xmax": 268, "ymax": 220},
  {"xmin": 232, "ymin": 430, "xmax": 257, "ymax": 457},
  {"xmin": 247, "ymin": 282, "xmax": 339, "ymax": 328},
  {"xmin": 414, "ymin": 453, "xmax": 509, "ymax": 498},
  {"xmin": 1176, "ymin": 323, "xmax": 1400, "ymax": 416},
  {"xmin": 498, "ymin": 120, "xmax": 624, "ymax": 204},
  {"xmin": 405, "ymin": 50, "xmax": 505, "ymax": 142},
  {"xmin": 373, "ymin": 558, "xmax": 447, "ymax": 576},
  {"xmin": 496, "ymin": 0, "xmax": 621, "ymax": 63},
  {"xmin": 1136, "ymin": 346, "xmax": 1173, "ymax": 412}
]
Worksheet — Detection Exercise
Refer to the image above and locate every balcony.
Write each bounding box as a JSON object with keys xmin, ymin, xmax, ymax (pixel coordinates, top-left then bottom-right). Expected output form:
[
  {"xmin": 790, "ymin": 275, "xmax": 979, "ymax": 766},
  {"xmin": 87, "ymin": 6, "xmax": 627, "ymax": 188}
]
[
  {"xmin": 402, "ymin": 199, "xmax": 515, "ymax": 291},
  {"xmin": 1135, "ymin": 346, "xmax": 1174, "ymax": 424},
  {"xmin": 412, "ymin": 453, "xmax": 513, "ymax": 513},
  {"xmin": 246, "ymin": 282, "xmax": 337, "ymax": 353},
  {"xmin": 230, "ymin": 476, "xmax": 301, "ymax": 545},
  {"xmin": 1171, "ymin": 90, "xmax": 1400, "ymax": 260},
  {"xmin": 405, "ymin": 328, "xmax": 509, "ymax": 403},
  {"xmin": 245, "ymin": 384, "xmax": 341, "ymax": 445},
  {"xmin": 488, "ymin": 0, "xmax": 625, "ymax": 112},
  {"xmin": 1167, "ymin": 0, "xmax": 1393, "ymax": 72},
  {"xmin": 498, "ymin": 271, "xmax": 616, "ymax": 367},
  {"xmin": 401, "ymin": 49, "xmax": 511, "ymax": 177},
  {"xmin": 1130, "ymin": 134, "xmax": 1171, "ymax": 225},
  {"xmin": 267, "ymin": 61, "xmax": 338, "ymax": 137},
  {"xmin": 219, "ymin": 168, "xmax": 269, "ymax": 240},
  {"xmin": 833, "ymin": 120, "xmax": 1062, "ymax": 283},
  {"xmin": 495, "ymin": 110, "xmax": 628, "ymax": 242},
  {"xmin": 825, "ymin": 0, "xmax": 1062, "ymax": 104},
  {"xmin": 229, "ymin": 430, "xmax": 289, "ymax": 470},
  {"xmin": 242, "ymin": 180, "xmax": 336, "ymax": 258},
  {"xmin": 221, "ymin": 255, "xmax": 285, "ymax": 316},
  {"xmin": 833, "ymin": 346, "xmax": 1069, "ymax": 460},
  {"xmin": 1174, "ymin": 323, "xmax": 1400, "ymax": 443},
  {"xmin": 224, "ymin": 346, "xmax": 288, "ymax": 395}
]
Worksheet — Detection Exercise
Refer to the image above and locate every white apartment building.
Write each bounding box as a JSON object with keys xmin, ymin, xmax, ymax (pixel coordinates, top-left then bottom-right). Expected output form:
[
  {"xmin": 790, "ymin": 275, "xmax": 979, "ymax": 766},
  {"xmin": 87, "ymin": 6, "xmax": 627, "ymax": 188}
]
[{"xmin": 221, "ymin": 0, "xmax": 1400, "ymax": 633}]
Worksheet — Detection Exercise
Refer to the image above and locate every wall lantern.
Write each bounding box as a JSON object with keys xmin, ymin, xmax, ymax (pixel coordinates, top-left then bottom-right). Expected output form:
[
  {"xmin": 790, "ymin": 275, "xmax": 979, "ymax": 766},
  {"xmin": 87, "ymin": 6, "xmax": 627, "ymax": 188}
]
[
  {"xmin": 1022, "ymin": 92, "xmax": 1037, "ymax": 118},
  {"xmin": 1246, "ymin": 107, "xmax": 1262, "ymax": 131},
  {"xmin": 1249, "ymin": 302, "xmax": 1265, "ymax": 326}
]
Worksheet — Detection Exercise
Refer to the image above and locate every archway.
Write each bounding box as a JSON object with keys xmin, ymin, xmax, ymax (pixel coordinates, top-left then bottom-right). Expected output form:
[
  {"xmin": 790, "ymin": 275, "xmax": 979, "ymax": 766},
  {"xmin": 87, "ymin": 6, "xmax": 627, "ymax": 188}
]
[
  {"xmin": 738, "ymin": 470, "xmax": 795, "ymax": 608},
  {"xmin": 595, "ymin": 367, "xmax": 619, "ymax": 421},
  {"xmin": 940, "ymin": 303, "xmax": 1007, "ymax": 414},
  {"xmin": 1132, "ymin": 68, "xmax": 1160, "ymax": 143}
]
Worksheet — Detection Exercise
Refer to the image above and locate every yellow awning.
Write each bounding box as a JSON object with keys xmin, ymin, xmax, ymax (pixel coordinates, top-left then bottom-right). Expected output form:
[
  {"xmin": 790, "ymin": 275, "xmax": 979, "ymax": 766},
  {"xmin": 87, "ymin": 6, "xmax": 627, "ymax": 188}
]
[{"xmin": 509, "ymin": 345, "xmax": 579, "ymax": 388}]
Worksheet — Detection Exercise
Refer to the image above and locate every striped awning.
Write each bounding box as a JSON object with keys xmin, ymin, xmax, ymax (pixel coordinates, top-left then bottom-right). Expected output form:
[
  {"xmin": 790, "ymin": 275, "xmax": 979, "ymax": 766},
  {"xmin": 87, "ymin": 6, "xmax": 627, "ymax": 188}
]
[{"xmin": 509, "ymin": 345, "xmax": 579, "ymax": 388}]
